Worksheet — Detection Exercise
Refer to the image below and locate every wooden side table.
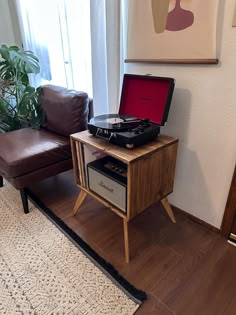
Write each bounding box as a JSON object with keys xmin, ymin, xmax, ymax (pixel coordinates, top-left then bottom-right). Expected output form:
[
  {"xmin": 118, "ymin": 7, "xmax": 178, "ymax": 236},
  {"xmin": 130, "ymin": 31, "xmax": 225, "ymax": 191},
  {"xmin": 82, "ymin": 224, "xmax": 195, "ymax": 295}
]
[{"xmin": 70, "ymin": 130, "xmax": 178, "ymax": 262}]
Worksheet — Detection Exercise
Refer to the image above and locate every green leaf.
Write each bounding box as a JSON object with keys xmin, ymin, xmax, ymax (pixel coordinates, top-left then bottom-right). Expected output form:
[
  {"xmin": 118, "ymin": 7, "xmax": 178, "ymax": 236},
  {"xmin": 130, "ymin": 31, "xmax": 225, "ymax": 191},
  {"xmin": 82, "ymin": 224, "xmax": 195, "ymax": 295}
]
[
  {"xmin": 0, "ymin": 45, "xmax": 10, "ymax": 60},
  {"xmin": 0, "ymin": 44, "xmax": 40, "ymax": 82},
  {"xmin": 0, "ymin": 45, "xmax": 44, "ymax": 132},
  {"xmin": 9, "ymin": 116, "xmax": 22, "ymax": 131},
  {"xmin": 0, "ymin": 121, "xmax": 10, "ymax": 133},
  {"xmin": 8, "ymin": 48, "xmax": 40, "ymax": 74},
  {"xmin": 0, "ymin": 99, "xmax": 8, "ymax": 113},
  {"xmin": 21, "ymin": 73, "xmax": 29, "ymax": 85}
]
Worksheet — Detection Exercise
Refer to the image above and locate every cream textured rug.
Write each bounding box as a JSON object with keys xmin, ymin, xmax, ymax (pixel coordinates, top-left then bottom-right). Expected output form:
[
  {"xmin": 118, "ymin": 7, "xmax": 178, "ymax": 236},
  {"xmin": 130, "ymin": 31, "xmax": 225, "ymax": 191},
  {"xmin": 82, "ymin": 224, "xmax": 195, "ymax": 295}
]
[{"xmin": 0, "ymin": 185, "xmax": 145, "ymax": 314}]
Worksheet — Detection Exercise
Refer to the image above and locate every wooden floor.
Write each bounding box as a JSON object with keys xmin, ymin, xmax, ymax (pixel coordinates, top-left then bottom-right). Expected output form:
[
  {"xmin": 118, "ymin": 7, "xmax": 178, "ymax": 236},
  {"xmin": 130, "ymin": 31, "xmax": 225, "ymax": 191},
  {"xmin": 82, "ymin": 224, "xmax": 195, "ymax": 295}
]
[{"xmin": 29, "ymin": 170, "xmax": 236, "ymax": 315}]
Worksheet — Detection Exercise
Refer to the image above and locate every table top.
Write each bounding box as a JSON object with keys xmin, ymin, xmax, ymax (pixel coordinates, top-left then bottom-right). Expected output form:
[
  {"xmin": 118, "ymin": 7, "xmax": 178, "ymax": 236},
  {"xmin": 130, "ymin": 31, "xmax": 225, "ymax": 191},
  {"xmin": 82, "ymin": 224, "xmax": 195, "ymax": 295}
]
[{"xmin": 71, "ymin": 130, "xmax": 178, "ymax": 163}]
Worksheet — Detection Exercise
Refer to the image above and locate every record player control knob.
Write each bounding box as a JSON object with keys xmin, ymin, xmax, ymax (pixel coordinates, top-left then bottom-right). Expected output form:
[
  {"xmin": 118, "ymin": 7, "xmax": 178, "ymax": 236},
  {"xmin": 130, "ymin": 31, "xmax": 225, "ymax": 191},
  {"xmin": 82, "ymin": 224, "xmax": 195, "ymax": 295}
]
[
  {"xmin": 138, "ymin": 126, "xmax": 144, "ymax": 132},
  {"xmin": 141, "ymin": 118, "xmax": 150, "ymax": 127},
  {"xmin": 126, "ymin": 143, "xmax": 134, "ymax": 149}
]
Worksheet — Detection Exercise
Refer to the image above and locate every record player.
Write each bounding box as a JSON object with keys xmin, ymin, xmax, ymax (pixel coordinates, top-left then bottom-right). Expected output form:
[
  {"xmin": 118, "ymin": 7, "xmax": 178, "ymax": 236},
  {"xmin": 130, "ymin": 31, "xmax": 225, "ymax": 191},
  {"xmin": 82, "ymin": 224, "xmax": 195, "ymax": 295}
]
[{"xmin": 88, "ymin": 74, "xmax": 175, "ymax": 148}]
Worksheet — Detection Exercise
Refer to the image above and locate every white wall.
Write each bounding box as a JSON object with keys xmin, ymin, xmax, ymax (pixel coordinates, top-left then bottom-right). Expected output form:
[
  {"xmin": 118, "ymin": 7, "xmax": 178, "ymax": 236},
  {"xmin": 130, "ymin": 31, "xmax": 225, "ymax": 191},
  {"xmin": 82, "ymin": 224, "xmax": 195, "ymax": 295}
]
[
  {"xmin": 1, "ymin": 0, "xmax": 235, "ymax": 228},
  {"xmin": 0, "ymin": 0, "xmax": 16, "ymax": 45},
  {"xmin": 125, "ymin": 0, "xmax": 236, "ymax": 228}
]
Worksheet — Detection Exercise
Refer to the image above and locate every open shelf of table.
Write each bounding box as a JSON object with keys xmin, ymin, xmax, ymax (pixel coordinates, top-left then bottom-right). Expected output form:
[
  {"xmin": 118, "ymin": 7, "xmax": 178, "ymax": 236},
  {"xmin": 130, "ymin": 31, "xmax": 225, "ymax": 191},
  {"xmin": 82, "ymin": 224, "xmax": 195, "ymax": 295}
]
[{"xmin": 70, "ymin": 130, "xmax": 178, "ymax": 262}]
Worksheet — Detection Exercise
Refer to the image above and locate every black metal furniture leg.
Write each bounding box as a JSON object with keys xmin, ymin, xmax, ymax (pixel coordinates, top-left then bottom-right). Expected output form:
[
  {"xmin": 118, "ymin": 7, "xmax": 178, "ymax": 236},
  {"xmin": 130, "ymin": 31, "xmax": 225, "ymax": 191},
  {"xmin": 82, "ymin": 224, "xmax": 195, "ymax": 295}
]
[
  {"xmin": 0, "ymin": 176, "xmax": 3, "ymax": 187},
  {"xmin": 20, "ymin": 188, "xmax": 29, "ymax": 214}
]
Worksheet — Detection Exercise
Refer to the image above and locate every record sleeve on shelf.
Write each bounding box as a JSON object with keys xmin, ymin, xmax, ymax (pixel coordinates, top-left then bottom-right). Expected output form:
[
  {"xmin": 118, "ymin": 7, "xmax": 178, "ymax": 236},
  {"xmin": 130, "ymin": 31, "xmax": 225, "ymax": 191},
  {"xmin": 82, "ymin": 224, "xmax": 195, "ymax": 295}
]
[{"xmin": 82, "ymin": 144, "xmax": 107, "ymax": 188}]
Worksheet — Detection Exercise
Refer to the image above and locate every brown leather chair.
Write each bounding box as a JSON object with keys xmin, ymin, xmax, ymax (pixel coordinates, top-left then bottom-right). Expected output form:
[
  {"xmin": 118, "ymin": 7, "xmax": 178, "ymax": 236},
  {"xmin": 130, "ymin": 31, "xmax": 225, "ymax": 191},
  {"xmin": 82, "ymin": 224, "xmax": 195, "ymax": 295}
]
[{"xmin": 0, "ymin": 85, "xmax": 93, "ymax": 213}]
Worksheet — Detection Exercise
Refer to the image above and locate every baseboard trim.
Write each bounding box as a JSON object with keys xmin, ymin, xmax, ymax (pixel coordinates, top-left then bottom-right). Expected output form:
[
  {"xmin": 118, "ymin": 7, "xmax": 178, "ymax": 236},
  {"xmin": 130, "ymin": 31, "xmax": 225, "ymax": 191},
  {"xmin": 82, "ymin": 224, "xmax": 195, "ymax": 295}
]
[{"xmin": 171, "ymin": 205, "xmax": 220, "ymax": 234}]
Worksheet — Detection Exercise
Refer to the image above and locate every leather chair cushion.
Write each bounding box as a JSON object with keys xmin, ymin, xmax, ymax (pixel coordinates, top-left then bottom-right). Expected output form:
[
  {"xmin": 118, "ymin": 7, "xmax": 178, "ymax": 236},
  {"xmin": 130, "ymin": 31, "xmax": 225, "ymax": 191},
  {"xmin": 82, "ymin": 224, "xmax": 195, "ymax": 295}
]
[
  {"xmin": 41, "ymin": 85, "xmax": 89, "ymax": 137},
  {"xmin": 0, "ymin": 128, "xmax": 71, "ymax": 178}
]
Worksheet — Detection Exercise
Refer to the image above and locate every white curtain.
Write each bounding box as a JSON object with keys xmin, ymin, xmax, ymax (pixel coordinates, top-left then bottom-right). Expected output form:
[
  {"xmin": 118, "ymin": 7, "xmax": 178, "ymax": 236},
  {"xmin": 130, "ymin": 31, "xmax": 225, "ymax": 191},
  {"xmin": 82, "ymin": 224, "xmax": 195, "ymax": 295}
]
[
  {"xmin": 16, "ymin": 0, "xmax": 92, "ymax": 97},
  {"xmin": 15, "ymin": 0, "xmax": 123, "ymax": 115},
  {"xmin": 90, "ymin": 0, "xmax": 123, "ymax": 115}
]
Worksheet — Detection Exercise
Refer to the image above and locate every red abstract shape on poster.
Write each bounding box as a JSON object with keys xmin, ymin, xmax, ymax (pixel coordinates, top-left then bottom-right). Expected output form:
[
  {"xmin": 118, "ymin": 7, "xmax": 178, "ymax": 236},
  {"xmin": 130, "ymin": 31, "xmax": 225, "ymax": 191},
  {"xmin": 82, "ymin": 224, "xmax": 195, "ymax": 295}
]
[{"xmin": 166, "ymin": 0, "xmax": 194, "ymax": 31}]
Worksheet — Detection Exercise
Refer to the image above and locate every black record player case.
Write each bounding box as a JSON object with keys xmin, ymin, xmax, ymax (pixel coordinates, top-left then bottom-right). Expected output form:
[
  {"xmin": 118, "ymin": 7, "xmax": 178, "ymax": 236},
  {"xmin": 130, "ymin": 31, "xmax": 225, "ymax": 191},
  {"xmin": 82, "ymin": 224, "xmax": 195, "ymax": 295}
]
[{"xmin": 88, "ymin": 74, "xmax": 175, "ymax": 148}]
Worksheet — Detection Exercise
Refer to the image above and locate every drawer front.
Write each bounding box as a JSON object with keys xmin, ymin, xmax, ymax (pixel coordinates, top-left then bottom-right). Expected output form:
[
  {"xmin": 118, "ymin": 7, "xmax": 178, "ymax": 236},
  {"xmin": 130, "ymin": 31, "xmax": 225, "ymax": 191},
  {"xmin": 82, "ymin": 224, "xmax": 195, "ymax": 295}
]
[{"xmin": 88, "ymin": 167, "xmax": 127, "ymax": 212}]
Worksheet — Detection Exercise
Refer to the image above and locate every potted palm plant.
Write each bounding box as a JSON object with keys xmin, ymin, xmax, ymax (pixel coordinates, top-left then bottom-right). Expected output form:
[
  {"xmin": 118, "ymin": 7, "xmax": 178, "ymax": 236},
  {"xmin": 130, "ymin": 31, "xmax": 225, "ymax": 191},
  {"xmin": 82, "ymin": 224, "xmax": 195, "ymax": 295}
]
[{"xmin": 0, "ymin": 44, "xmax": 45, "ymax": 132}]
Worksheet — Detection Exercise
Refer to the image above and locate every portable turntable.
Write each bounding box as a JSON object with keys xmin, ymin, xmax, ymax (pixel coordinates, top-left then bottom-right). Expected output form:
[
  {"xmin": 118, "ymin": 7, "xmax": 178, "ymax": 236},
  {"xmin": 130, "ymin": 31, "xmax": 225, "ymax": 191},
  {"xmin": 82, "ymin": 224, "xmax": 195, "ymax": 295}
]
[{"xmin": 88, "ymin": 74, "xmax": 175, "ymax": 148}]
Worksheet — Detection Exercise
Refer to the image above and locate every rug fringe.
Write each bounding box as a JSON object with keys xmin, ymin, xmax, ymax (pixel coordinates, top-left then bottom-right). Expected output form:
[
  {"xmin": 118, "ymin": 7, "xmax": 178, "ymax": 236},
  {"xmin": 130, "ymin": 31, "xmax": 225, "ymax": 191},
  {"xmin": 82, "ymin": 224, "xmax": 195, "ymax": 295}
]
[{"xmin": 26, "ymin": 189, "xmax": 147, "ymax": 305}]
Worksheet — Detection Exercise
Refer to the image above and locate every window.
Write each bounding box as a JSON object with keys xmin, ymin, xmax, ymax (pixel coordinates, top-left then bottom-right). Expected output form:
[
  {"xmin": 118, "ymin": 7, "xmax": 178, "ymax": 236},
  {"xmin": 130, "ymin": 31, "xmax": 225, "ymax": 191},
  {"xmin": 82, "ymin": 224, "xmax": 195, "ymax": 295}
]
[{"xmin": 17, "ymin": 0, "xmax": 92, "ymax": 96}]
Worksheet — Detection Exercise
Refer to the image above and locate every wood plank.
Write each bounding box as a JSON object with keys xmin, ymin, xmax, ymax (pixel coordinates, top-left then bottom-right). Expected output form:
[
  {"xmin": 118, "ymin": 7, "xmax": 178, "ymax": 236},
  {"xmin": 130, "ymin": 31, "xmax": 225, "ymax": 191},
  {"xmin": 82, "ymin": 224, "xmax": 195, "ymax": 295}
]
[
  {"xmin": 223, "ymin": 295, "xmax": 236, "ymax": 315},
  {"xmin": 173, "ymin": 204, "xmax": 220, "ymax": 233},
  {"xmin": 115, "ymin": 239, "xmax": 181, "ymax": 291},
  {"xmin": 70, "ymin": 139, "xmax": 81, "ymax": 186},
  {"xmin": 160, "ymin": 197, "xmax": 176, "ymax": 223},
  {"xmin": 78, "ymin": 142, "xmax": 86, "ymax": 186},
  {"xmin": 128, "ymin": 151, "xmax": 162, "ymax": 218},
  {"xmin": 153, "ymin": 239, "xmax": 236, "ymax": 314},
  {"xmin": 158, "ymin": 209, "xmax": 219, "ymax": 256},
  {"xmin": 71, "ymin": 131, "xmax": 178, "ymax": 163},
  {"xmin": 29, "ymin": 171, "xmax": 236, "ymax": 315},
  {"xmin": 125, "ymin": 58, "xmax": 219, "ymax": 64},
  {"xmin": 123, "ymin": 219, "xmax": 130, "ymax": 263},
  {"xmin": 72, "ymin": 190, "xmax": 88, "ymax": 216},
  {"xmin": 135, "ymin": 293, "xmax": 174, "ymax": 315},
  {"xmin": 151, "ymin": 220, "xmax": 219, "ymax": 303},
  {"xmin": 128, "ymin": 142, "xmax": 178, "ymax": 219}
]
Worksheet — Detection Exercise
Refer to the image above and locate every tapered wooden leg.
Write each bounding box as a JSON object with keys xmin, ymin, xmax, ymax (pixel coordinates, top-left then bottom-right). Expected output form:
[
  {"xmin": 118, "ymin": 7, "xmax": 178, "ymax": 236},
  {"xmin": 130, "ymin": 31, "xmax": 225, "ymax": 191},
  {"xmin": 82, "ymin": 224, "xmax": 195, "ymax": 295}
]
[
  {"xmin": 72, "ymin": 190, "xmax": 88, "ymax": 216},
  {"xmin": 20, "ymin": 188, "xmax": 29, "ymax": 214},
  {"xmin": 123, "ymin": 219, "xmax": 130, "ymax": 263},
  {"xmin": 160, "ymin": 197, "xmax": 176, "ymax": 223},
  {"xmin": 0, "ymin": 176, "xmax": 3, "ymax": 187}
]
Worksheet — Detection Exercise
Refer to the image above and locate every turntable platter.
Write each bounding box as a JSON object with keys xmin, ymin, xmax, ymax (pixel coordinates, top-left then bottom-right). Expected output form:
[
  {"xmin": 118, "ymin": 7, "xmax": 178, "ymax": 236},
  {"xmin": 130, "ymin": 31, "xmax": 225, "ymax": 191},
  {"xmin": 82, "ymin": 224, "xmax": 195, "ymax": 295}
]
[
  {"xmin": 89, "ymin": 114, "xmax": 140, "ymax": 131},
  {"xmin": 106, "ymin": 117, "xmax": 124, "ymax": 124}
]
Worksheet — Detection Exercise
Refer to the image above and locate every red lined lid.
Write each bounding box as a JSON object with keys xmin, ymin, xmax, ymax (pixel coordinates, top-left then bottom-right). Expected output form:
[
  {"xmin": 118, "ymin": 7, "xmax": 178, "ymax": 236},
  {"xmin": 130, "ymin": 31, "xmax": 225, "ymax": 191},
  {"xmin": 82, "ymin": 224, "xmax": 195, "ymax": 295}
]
[{"xmin": 119, "ymin": 74, "xmax": 175, "ymax": 125}]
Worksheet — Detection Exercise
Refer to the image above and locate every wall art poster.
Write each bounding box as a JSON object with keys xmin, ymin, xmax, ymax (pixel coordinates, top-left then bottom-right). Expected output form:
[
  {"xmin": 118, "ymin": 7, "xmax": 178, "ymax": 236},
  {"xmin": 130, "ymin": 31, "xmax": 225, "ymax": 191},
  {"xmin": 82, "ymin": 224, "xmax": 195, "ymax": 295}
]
[{"xmin": 126, "ymin": 0, "xmax": 219, "ymax": 62}]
